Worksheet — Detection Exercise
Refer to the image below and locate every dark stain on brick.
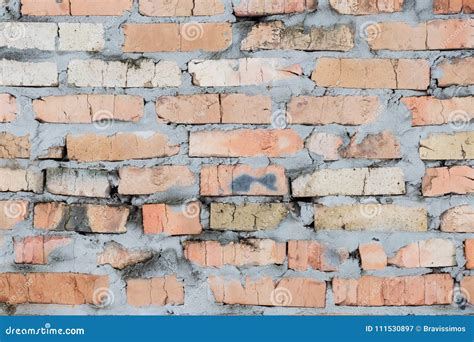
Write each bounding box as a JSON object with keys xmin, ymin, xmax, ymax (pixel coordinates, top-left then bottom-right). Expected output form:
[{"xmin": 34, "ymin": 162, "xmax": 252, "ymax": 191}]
[
  {"xmin": 232, "ymin": 174, "xmax": 277, "ymax": 193},
  {"xmin": 65, "ymin": 205, "xmax": 92, "ymax": 233}
]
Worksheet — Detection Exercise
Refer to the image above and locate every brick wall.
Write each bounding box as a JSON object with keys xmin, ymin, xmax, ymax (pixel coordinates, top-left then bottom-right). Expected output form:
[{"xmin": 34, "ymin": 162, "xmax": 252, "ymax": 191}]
[{"xmin": 0, "ymin": 0, "xmax": 473, "ymax": 315}]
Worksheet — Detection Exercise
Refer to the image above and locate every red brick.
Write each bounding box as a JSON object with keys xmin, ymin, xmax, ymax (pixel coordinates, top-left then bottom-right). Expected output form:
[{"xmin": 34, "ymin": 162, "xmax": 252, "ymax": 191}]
[
  {"xmin": 422, "ymin": 166, "xmax": 474, "ymax": 196},
  {"xmin": 118, "ymin": 166, "xmax": 195, "ymax": 195},
  {"xmin": 329, "ymin": 0, "xmax": 404, "ymax": 14},
  {"xmin": 70, "ymin": 0, "xmax": 132, "ymax": 15},
  {"xmin": 189, "ymin": 129, "xmax": 304, "ymax": 157},
  {"xmin": 142, "ymin": 203, "xmax": 202, "ymax": 235},
  {"xmin": 127, "ymin": 276, "xmax": 184, "ymax": 306},
  {"xmin": 465, "ymin": 239, "xmax": 474, "ymax": 269},
  {"xmin": 388, "ymin": 239, "xmax": 456, "ymax": 268},
  {"xmin": 434, "ymin": 0, "xmax": 463, "ymax": 13},
  {"xmin": 460, "ymin": 276, "xmax": 474, "ymax": 304},
  {"xmin": 340, "ymin": 131, "xmax": 401, "ymax": 159},
  {"xmin": 312, "ymin": 58, "xmax": 430, "ymax": 90},
  {"xmin": 200, "ymin": 165, "xmax": 288, "ymax": 196},
  {"xmin": 34, "ymin": 95, "xmax": 143, "ymax": 123},
  {"xmin": 21, "ymin": 0, "xmax": 70, "ymax": 16},
  {"xmin": 0, "ymin": 201, "xmax": 29, "ymax": 230},
  {"xmin": 359, "ymin": 242, "xmax": 387, "ymax": 270},
  {"xmin": 139, "ymin": 0, "xmax": 225, "ymax": 16},
  {"xmin": 209, "ymin": 276, "xmax": 326, "ymax": 307},
  {"xmin": 0, "ymin": 273, "xmax": 108, "ymax": 305}
]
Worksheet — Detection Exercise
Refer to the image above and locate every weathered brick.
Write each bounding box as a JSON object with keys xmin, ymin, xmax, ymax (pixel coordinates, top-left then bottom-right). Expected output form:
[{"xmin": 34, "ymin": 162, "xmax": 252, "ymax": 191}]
[
  {"xmin": 156, "ymin": 94, "xmax": 272, "ymax": 124},
  {"xmin": 460, "ymin": 276, "xmax": 474, "ymax": 304},
  {"xmin": 434, "ymin": 0, "xmax": 463, "ymax": 13},
  {"xmin": 97, "ymin": 241, "xmax": 153, "ymax": 270},
  {"xmin": 288, "ymin": 240, "xmax": 348, "ymax": 271},
  {"xmin": 70, "ymin": 0, "xmax": 133, "ymax": 15},
  {"xmin": 288, "ymin": 96, "xmax": 380, "ymax": 125},
  {"xmin": 123, "ymin": 23, "xmax": 232, "ymax": 52},
  {"xmin": 0, "ymin": 168, "xmax": 43, "ymax": 193},
  {"xmin": 0, "ymin": 132, "xmax": 30, "ymax": 159},
  {"xmin": 420, "ymin": 132, "xmax": 474, "ymax": 160},
  {"xmin": 369, "ymin": 20, "xmax": 474, "ymax": 50},
  {"xmin": 210, "ymin": 203, "xmax": 289, "ymax": 231},
  {"xmin": 329, "ymin": 0, "xmax": 403, "ymax": 14},
  {"xmin": 440, "ymin": 205, "xmax": 474, "ymax": 232},
  {"xmin": 14, "ymin": 236, "xmax": 71, "ymax": 264},
  {"xmin": 234, "ymin": 0, "xmax": 317, "ymax": 16},
  {"xmin": 312, "ymin": 58, "xmax": 429, "ymax": 90},
  {"xmin": 306, "ymin": 132, "xmax": 343, "ymax": 160},
  {"xmin": 68, "ymin": 59, "xmax": 181, "ymax": 88},
  {"xmin": 0, "ymin": 60, "xmax": 57, "ymax": 86},
  {"xmin": 315, "ymin": 204, "xmax": 427, "ymax": 232},
  {"xmin": 118, "ymin": 166, "xmax": 195, "ymax": 195},
  {"xmin": 201, "ymin": 165, "xmax": 288, "ymax": 196},
  {"xmin": 189, "ymin": 129, "xmax": 304, "ymax": 157},
  {"xmin": 139, "ymin": 0, "xmax": 225, "ymax": 16},
  {"xmin": 242, "ymin": 22, "xmax": 354, "ymax": 51},
  {"xmin": 0, "ymin": 273, "xmax": 108, "ymax": 305},
  {"xmin": 34, "ymin": 202, "xmax": 129, "ymax": 233},
  {"xmin": 402, "ymin": 96, "xmax": 474, "ymax": 126},
  {"xmin": 388, "ymin": 239, "xmax": 456, "ymax": 268},
  {"xmin": 333, "ymin": 274, "xmax": 453, "ymax": 306},
  {"xmin": 185, "ymin": 239, "xmax": 286, "ymax": 267},
  {"xmin": 435, "ymin": 57, "xmax": 474, "ymax": 87},
  {"xmin": 189, "ymin": 58, "xmax": 302, "ymax": 86},
  {"xmin": 127, "ymin": 276, "xmax": 184, "ymax": 306},
  {"xmin": 340, "ymin": 131, "xmax": 401, "ymax": 159},
  {"xmin": 67, "ymin": 132, "xmax": 179, "ymax": 162},
  {"xmin": 293, "ymin": 168, "xmax": 405, "ymax": 197},
  {"xmin": 0, "ymin": 94, "xmax": 16, "ymax": 122},
  {"xmin": 142, "ymin": 203, "xmax": 202, "ymax": 235},
  {"xmin": 422, "ymin": 166, "xmax": 474, "ymax": 196},
  {"xmin": 0, "ymin": 200, "xmax": 29, "ymax": 230},
  {"xmin": 209, "ymin": 276, "xmax": 326, "ymax": 307},
  {"xmin": 46, "ymin": 168, "xmax": 110, "ymax": 198},
  {"xmin": 465, "ymin": 239, "xmax": 474, "ymax": 269},
  {"xmin": 0, "ymin": 22, "xmax": 56, "ymax": 50},
  {"xmin": 34, "ymin": 95, "xmax": 143, "ymax": 124},
  {"xmin": 359, "ymin": 242, "xmax": 387, "ymax": 270}
]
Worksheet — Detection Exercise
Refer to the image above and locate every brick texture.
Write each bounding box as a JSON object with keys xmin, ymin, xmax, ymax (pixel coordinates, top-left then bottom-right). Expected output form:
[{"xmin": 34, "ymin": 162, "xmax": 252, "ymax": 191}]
[{"xmin": 0, "ymin": 0, "xmax": 472, "ymax": 316}]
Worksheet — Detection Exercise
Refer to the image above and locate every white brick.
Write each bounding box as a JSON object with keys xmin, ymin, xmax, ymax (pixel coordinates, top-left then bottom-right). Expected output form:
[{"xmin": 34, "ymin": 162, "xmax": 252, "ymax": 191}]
[
  {"xmin": 0, "ymin": 59, "xmax": 58, "ymax": 86},
  {"xmin": 188, "ymin": 58, "xmax": 302, "ymax": 86},
  {"xmin": 0, "ymin": 22, "xmax": 56, "ymax": 50},
  {"xmin": 58, "ymin": 23, "xmax": 104, "ymax": 52},
  {"xmin": 292, "ymin": 167, "xmax": 405, "ymax": 196},
  {"xmin": 68, "ymin": 59, "xmax": 181, "ymax": 87}
]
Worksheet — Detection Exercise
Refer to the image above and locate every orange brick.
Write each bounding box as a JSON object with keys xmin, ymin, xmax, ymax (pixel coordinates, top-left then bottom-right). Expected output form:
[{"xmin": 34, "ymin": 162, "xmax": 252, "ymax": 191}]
[
  {"xmin": 200, "ymin": 165, "xmax": 288, "ymax": 196},
  {"xmin": 189, "ymin": 129, "xmax": 304, "ymax": 157},
  {"xmin": 209, "ymin": 276, "xmax": 326, "ymax": 307},
  {"xmin": 0, "ymin": 273, "xmax": 108, "ymax": 305},
  {"xmin": 329, "ymin": 0, "xmax": 403, "ymax": 14},
  {"xmin": 435, "ymin": 57, "xmax": 474, "ymax": 87},
  {"xmin": 139, "ymin": 0, "xmax": 225, "ymax": 16},
  {"xmin": 70, "ymin": 0, "xmax": 132, "ymax": 15},
  {"xmin": 0, "ymin": 201, "xmax": 29, "ymax": 230},
  {"xmin": 340, "ymin": 131, "xmax": 401, "ymax": 159},
  {"xmin": 14, "ymin": 236, "xmax": 71, "ymax": 264},
  {"xmin": 0, "ymin": 94, "xmax": 17, "ymax": 122},
  {"xmin": 312, "ymin": 58, "xmax": 430, "ymax": 90},
  {"xmin": 127, "ymin": 276, "xmax": 184, "ymax": 306},
  {"xmin": 34, "ymin": 202, "xmax": 129, "ymax": 233},
  {"xmin": 359, "ymin": 242, "xmax": 387, "ymax": 270},
  {"xmin": 388, "ymin": 239, "xmax": 456, "ymax": 268},
  {"xmin": 333, "ymin": 274, "xmax": 453, "ymax": 306},
  {"xmin": 234, "ymin": 0, "xmax": 317, "ymax": 16},
  {"xmin": 185, "ymin": 239, "xmax": 286, "ymax": 267},
  {"xmin": 460, "ymin": 276, "xmax": 474, "ymax": 304},
  {"xmin": 402, "ymin": 96, "xmax": 474, "ymax": 126},
  {"xmin": 34, "ymin": 95, "xmax": 143, "ymax": 123},
  {"xmin": 66, "ymin": 132, "xmax": 179, "ymax": 162},
  {"xmin": 422, "ymin": 166, "xmax": 474, "ymax": 196},
  {"xmin": 142, "ymin": 203, "xmax": 202, "ymax": 235},
  {"xmin": 441, "ymin": 206, "xmax": 474, "ymax": 232},
  {"xmin": 21, "ymin": 0, "xmax": 70, "ymax": 16},
  {"xmin": 434, "ymin": 0, "xmax": 463, "ymax": 13},
  {"xmin": 465, "ymin": 239, "xmax": 474, "ymax": 269},
  {"xmin": 288, "ymin": 240, "xmax": 348, "ymax": 271},
  {"xmin": 118, "ymin": 166, "xmax": 195, "ymax": 195},
  {"xmin": 288, "ymin": 96, "xmax": 380, "ymax": 125}
]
